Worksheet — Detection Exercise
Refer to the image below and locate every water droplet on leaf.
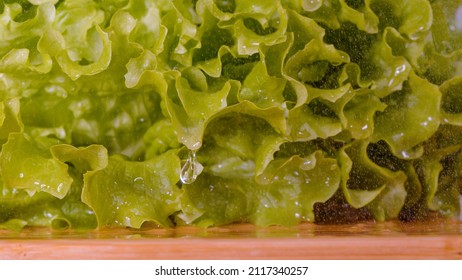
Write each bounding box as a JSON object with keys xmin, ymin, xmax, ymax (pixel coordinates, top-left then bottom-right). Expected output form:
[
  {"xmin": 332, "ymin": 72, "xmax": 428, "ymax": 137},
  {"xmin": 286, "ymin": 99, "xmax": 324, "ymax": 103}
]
[
  {"xmin": 302, "ymin": 0, "xmax": 322, "ymax": 12},
  {"xmin": 180, "ymin": 150, "xmax": 203, "ymax": 184},
  {"xmin": 133, "ymin": 177, "xmax": 145, "ymax": 191}
]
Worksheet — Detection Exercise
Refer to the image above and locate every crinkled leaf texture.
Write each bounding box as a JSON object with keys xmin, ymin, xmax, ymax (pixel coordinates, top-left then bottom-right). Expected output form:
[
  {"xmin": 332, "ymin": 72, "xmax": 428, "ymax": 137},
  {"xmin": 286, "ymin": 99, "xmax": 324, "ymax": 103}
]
[
  {"xmin": 0, "ymin": 0, "xmax": 460, "ymax": 230},
  {"xmin": 82, "ymin": 151, "xmax": 182, "ymax": 228}
]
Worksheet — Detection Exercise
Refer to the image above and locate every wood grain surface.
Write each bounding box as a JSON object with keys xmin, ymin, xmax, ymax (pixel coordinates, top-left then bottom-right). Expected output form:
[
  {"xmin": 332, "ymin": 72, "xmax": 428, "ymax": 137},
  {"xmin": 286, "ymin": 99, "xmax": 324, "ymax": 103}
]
[{"xmin": 0, "ymin": 221, "xmax": 461, "ymax": 259}]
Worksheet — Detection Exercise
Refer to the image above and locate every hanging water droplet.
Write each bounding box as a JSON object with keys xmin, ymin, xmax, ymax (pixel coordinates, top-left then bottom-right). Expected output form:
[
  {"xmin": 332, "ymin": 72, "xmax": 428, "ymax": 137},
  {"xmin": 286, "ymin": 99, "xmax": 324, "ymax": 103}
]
[{"xmin": 180, "ymin": 150, "xmax": 204, "ymax": 184}]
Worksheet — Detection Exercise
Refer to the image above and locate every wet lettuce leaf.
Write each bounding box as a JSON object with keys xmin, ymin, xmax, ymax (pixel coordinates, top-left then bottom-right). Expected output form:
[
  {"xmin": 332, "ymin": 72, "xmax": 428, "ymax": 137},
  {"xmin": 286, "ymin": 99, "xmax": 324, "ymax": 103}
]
[
  {"xmin": 0, "ymin": 138, "xmax": 105, "ymax": 229},
  {"xmin": 372, "ymin": 71, "xmax": 441, "ymax": 159},
  {"xmin": 82, "ymin": 151, "xmax": 182, "ymax": 227},
  {"xmin": 180, "ymin": 149, "xmax": 340, "ymax": 227},
  {"xmin": 1, "ymin": 132, "xmax": 73, "ymax": 199},
  {"xmin": 339, "ymin": 140, "xmax": 407, "ymax": 220},
  {"xmin": 0, "ymin": 0, "xmax": 460, "ymax": 230}
]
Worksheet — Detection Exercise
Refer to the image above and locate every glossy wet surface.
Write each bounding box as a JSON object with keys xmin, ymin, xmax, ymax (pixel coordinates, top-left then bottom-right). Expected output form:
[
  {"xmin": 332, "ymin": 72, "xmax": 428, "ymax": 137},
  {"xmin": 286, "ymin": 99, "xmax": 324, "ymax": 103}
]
[
  {"xmin": 0, "ymin": 220, "xmax": 461, "ymax": 259},
  {"xmin": 1, "ymin": 219, "xmax": 461, "ymax": 239}
]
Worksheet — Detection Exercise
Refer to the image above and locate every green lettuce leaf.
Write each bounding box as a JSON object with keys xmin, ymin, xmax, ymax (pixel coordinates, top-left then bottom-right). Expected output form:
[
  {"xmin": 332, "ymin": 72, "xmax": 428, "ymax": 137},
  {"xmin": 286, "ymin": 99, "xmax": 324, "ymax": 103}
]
[
  {"xmin": 370, "ymin": 0, "xmax": 433, "ymax": 40},
  {"xmin": 338, "ymin": 0, "xmax": 379, "ymax": 34},
  {"xmin": 339, "ymin": 140, "xmax": 407, "ymax": 220},
  {"xmin": 82, "ymin": 151, "xmax": 182, "ymax": 227},
  {"xmin": 0, "ymin": 98, "xmax": 23, "ymax": 144},
  {"xmin": 239, "ymin": 61, "xmax": 287, "ymax": 109},
  {"xmin": 372, "ymin": 71, "xmax": 441, "ymax": 159},
  {"xmin": 417, "ymin": 146, "xmax": 461, "ymax": 218},
  {"xmin": 250, "ymin": 151, "xmax": 341, "ymax": 225},
  {"xmin": 1, "ymin": 132, "xmax": 73, "ymax": 199},
  {"xmin": 441, "ymin": 77, "xmax": 462, "ymax": 125},
  {"xmin": 0, "ymin": 0, "xmax": 460, "ymax": 230},
  {"xmin": 336, "ymin": 88, "xmax": 386, "ymax": 139},
  {"xmin": 179, "ymin": 150, "xmax": 340, "ymax": 227}
]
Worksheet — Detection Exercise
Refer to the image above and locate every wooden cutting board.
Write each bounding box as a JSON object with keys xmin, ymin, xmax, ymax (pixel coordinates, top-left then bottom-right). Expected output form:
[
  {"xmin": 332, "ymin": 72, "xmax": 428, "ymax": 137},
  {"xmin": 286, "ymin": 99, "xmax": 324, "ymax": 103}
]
[{"xmin": 0, "ymin": 220, "xmax": 461, "ymax": 259}]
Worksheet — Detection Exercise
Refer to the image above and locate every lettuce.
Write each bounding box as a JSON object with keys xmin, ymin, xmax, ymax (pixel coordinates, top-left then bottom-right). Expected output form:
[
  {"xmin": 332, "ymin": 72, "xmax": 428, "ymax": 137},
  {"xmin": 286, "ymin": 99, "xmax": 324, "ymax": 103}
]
[{"xmin": 0, "ymin": 0, "xmax": 460, "ymax": 230}]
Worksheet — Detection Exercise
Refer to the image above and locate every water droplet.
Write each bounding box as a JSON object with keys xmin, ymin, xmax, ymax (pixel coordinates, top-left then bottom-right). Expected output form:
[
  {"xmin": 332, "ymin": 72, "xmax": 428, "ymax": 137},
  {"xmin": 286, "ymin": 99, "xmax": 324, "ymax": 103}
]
[
  {"xmin": 394, "ymin": 64, "xmax": 407, "ymax": 76},
  {"xmin": 399, "ymin": 146, "xmax": 422, "ymax": 159},
  {"xmin": 57, "ymin": 183, "xmax": 63, "ymax": 193},
  {"xmin": 400, "ymin": 150, "xmax": 411, "ymax": 159},
  {"xmin": 392, "ymin": 132, "xmax": 404, "ymax": 142},
  {"xmin": 124, "ymin": 216, "xmax": 131, "ymax": 226},
  {"xmin": 180, "ymin": 150, "xmax": 203, "ymax": 184},
  {"xmin": 420, "ymin": 116, "xmax": 434, "ymax": 127},
  {"xmin": 44, "ymin": 211, "xmax": 53, "ymax": 218},
  {"xmin": 302, "ymin": 0, "xmax": 322, "ymax": 12},
  {"xmin": 133, "ymin": 177, "xmax": 145, "ymax": 191},
  {"xmin": 387, "ymin": 77, "xmax": 395, "ymax": 87},
  {"xmin": 301, "ymin": 159, "xmax": 314, "ymax": 170},
  {"xmin": 191, "ymin": 141, "xmax": 201, "ymax": 150},
  {"xmin": 281, "ymin": 102, "xmax": 289, "ymax": 120}
]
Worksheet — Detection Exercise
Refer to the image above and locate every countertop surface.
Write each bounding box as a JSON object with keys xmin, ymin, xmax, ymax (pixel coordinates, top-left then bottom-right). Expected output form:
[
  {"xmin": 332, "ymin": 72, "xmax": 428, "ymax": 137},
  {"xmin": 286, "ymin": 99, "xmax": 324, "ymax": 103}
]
[{"xmin": 0, "ymin": 220, "xmax": 461, "ymax": 259}]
